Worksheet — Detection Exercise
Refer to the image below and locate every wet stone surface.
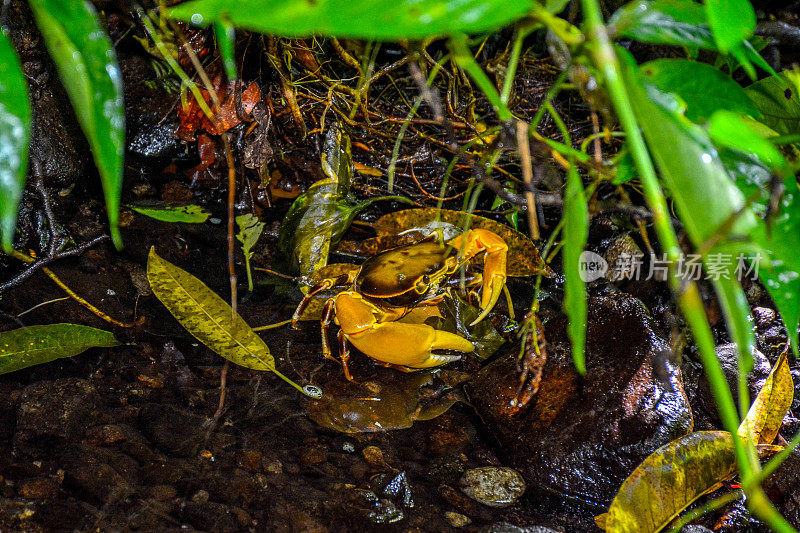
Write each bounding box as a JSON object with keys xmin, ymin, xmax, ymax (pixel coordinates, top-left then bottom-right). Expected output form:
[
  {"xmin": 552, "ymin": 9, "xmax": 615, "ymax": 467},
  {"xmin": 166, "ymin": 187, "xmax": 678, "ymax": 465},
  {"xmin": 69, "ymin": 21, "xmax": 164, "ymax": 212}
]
[{"xmin": 468, "ymin": 293, "xmax": 694, "ymax": 509}]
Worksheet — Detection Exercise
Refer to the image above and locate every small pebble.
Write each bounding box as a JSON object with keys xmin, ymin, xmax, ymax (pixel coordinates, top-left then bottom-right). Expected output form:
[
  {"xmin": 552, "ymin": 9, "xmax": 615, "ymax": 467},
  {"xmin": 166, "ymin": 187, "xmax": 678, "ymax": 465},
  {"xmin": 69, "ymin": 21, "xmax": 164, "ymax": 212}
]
[
  {"xmin": 362, "ymin": 446, "xmax": 388, "ymax": 469},
  {"xmin": 19, "ymin": 479, "xmax": 57, "ymax": 500},
  {"xmin": 752, "ymin": 307, "xmax": 776, "ymax": 328},
  {"xmin": 445, "ymin": 511, "xmax": 471, "ymax": 528},
  {"xmin": 300, "ymin": 447, "xmax": 328, "ymax": 467},
  {"xmin": 342, "ymin": 442, "xmax": 355, "ymax": 453},
  {"xmin": 458, "ymin": 467, "xmax": 526, "ymax": 508},
  {"xmin": 191, "ymin": 489, "xmax": 209, "ymax": 503}
]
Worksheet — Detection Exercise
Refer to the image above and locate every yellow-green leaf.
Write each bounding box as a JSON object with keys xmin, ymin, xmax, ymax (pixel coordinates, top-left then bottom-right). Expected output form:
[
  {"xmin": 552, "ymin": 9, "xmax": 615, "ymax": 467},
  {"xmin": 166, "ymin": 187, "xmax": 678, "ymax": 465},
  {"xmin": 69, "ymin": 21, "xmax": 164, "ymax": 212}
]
[
  {"xmin": 129, "ymin": 203, "xmax": 211, "ymax": 223},
  {"xmin": 739, "ymin": 350, "xmax": 794, "ymax": 445},
  {"xmin": 146, "ymin": 247, "xmax": 317, "ymax": 397},
  {"xmin": 599, "ymin": 431, "xmax": 736, "ymax": 533},
  {"xmin": 0, "ymin": 323, "xmax": 118, "ymax": 374}
]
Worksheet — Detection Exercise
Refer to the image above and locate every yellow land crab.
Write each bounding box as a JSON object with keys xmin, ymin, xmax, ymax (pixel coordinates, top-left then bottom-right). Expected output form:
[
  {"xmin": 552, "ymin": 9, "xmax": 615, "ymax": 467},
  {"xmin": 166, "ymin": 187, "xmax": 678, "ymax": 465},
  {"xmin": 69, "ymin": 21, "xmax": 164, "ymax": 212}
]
[{"xmin": 292, "ymin": 229, "xmax": 508, "ymax": 380}]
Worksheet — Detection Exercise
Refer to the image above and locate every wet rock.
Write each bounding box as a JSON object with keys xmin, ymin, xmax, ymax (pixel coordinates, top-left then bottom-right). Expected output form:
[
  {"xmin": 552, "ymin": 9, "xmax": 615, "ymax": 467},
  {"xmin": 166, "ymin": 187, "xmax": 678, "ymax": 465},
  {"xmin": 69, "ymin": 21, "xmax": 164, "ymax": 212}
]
[
  {"xmin": 183, "ymin": 500, "xmax": 240, "ymax": 532},
  {"xmin": 62, "ymin": 445, "xmax": 136, "ymax": 504},
  {"xmin": 763, "ymin": 449, "xmax": 800, "ymax": 525},
  {"xmin": 696, "ymin": 344, "xmax": 771, "ymax": 420},
  {"xmin": 18, "ymin": 478, "xmax": 57, "ymax": 500},
  {"xmin": 138, "ymin": 403, "xmax": 235, "ymax": 457},
  {"xmin": 762, "ymin": 325, "xmax": 787, "ymax": 345},
  {"xmin": 147, "ymin": 484, "xmax": 177, "ymax": 501},
  {"xmin": 300, "ymin": 446, "xmax": 328, "ymax": 467},
  {"xmin": 459, "ymin": 467, "xmax": 526, "ymax": 508},
  {"xmin": 15, "ymin": 378, "xmax": 100, "ymax": 452},
  {"xmin": 445, "ymin": 511, "xmax": 472, "ymax": 527},
  {"xmin": 479, "ymin": 523, "xmax": 562, "ymax": 533},
  {"xmin": 468, "ymin": 293, "xmax": 693, "ymax": 507},
  {"xmin": 680, "ymin": 526, "xmax": 713, "ymax": 533},
  {"xmin": 362, "ymin": 446, "xmax": 390, "ymax": 470},
  {"xmin": 752, "ymin": 307, "xmax": 776, "ymax": 328}
]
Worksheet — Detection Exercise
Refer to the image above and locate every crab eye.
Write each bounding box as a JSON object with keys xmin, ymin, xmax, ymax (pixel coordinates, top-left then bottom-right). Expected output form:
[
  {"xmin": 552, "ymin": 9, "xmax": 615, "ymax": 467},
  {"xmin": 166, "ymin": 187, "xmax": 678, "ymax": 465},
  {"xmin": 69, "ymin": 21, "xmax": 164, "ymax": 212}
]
[{"xmin": 422, "ymin": 275, "xmax": 430, "ymax": 284}]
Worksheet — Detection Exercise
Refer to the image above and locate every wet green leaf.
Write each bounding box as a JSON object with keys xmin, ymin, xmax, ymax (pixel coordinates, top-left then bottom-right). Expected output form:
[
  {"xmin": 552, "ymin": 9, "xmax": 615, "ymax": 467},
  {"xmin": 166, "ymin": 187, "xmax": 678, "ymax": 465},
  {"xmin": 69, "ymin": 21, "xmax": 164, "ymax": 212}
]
[
  {"xmin": 705, "ymin": 0, "xmax": 754, "ymax": 53},
  {"xmin": 563, "ymin": 165, "xmax": 588, "ymax": 375},
  {"xmin": 739, "ymin": 350, "xmax": 794, "ymax": 445},
  {"xmin": 598, "ymin": 431, "xmax": 736, "ymax": 532},
  {"xmin": 277, "ymin": 179, "xmax": 357, "ymax": 276},
  {"xmin": 745, "ymin": 72, "xmax": 800, "ymax": 137},
  {"xmin": 707, "ymin": 111, "xmax": 787, "ymax": 173},
  {"xmin": 236, "ymin": 214, "xmax": 265, "ymax": 253},
  {"xmin": 751, "ymin": 177, "xmax": 800, "ymax": 356},
  {"xmin": 146, "ymin": 247, "xmax": 312, "ymax": 395},
  {"xmin": 639, "ymin": 59, "xmax": 760, "ymax": 124},
  {"xmin": 276, "ymin": 126, "xmax": 393, "ymax": 277},
  {"xmin": 609, "ymin": 0, "xmax": 713, "ymax": 49},
  {"xmin": 29, "ymin": 0, "xmax": 125, "ymax": 249},
  {"xmin": 0, "ymin": 30, "xmax": 30, "ymax": 252},
  {"xmin": 236, "ymin": 213, "xmax": 265, "ymax": 292},
  {"xmin": 620, "ymin": 48, "xmax": 757, "ymax": 368},
  {"xmin": 609, "ymin": 0, "xmax": 771, "ymax": 79},
  {"xmin": 0, "ymin": 324, "xmax": 118, "ymax": 374},
  {"xmin": 214, "ymin": 19, "xmax": 237, "ymax": 81},
  {"xmin": 129, "ymin": 203, "xmax": 211, "ymax": 223},
  {"xmin": 170, "ymin": 0, "xmax": 537, "ymax": 40},
  {"xmin": 373, "ymin": 208, "xmax": 552, "ymax": 277}
]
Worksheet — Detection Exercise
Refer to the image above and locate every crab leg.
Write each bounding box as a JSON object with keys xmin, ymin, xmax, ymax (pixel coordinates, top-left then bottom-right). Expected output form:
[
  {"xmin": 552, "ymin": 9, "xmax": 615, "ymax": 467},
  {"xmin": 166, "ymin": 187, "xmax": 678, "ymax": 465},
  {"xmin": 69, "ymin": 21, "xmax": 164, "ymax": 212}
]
[
  {"xmin": 319, "ymin": 298, "xmax": 337, "ymax": 362},
  {"xmin": 447, "ymin": 229, "xmax": 508, "ymax": 325}
]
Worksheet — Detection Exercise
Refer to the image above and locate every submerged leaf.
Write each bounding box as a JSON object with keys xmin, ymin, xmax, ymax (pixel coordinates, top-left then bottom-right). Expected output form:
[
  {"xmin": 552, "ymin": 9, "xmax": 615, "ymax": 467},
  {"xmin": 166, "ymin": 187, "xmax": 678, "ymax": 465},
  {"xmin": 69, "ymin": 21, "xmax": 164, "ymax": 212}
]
[
  {"xmin": 599, "ymin": 431, "xmax": 736, "ymax": 533},
  {"xmin": 29, "ymin": 0, "xmax": 125, "ymax": 248},
  {"xmin": 0, "ymin": 324, "xmax": 118, "ymax": 374},
  {"xmin": 0, "ymin": 30, "xmax": 31, "ymax": 251},
  {"xmin": 170, "ymin": 0, "xmax": 536, "ymax": 41},
  {"xmin": 306, "ymin": 370, "xmax": 466, "ymax": 433},
  {"xmin": 739, "ymin": 350, "xmax": 794, "ymax": 445},
  {"xmin": 146, "ymin": 248, "xmax": 311, "ymax": 395},
  {"xmin": 373, "ymin": 208, "xmax": 551, "ymax": 277},
  {"xmin": 129, "ymin": 203, "xmax": 211, "ymax": 223}
]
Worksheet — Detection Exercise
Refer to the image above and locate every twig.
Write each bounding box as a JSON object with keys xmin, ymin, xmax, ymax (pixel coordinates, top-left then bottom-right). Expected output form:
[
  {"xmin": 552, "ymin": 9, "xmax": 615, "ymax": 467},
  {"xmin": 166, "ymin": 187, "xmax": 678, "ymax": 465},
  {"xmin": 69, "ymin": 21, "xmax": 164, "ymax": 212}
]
[
  {"xmin": 7, "ymin": 246, "xmax": 136, "ymax": 328},
  {"xmin": 0, "ymin": 235, "xmax": 109, "ymax": 293}
]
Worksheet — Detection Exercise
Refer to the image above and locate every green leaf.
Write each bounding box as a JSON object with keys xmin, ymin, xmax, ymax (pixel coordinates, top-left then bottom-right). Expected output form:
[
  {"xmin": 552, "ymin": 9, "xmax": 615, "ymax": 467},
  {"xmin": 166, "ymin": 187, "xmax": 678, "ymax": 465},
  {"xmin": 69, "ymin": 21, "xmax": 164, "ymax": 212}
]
[
  {"xmin": 620, "ymin": 48, "xmax": 758, "ymax": 370},
  {"xmin": 28, "ymin": 0, "xmax": 125, "ymax": 249},
  {"xmin": 707, "ymin": 111, "xmax": 787, "ymax": 172},
  {"xmin": 146, "ymin": 247, "xmax": 315, "ymax": 396},
  {"xmin": 129, "ymin": 203, "xmax": 212, "ymax": 223},
  {"xmin": 751, "ymin": 177, "xmax": 800, "ymax": 356},
  {"xmin": 0, "ymin": 324, "xmax": 118, "ymax": 374},
  {"xmin": 598, "ymin": 431, "xmax": 736, "ymax": 532},
  {"xmin": 745, "ymin": 72, "xmax": 800, "ymax": 137},
  {"xmin": 169, "ymin": 0, "xmax": 537, "ymax": 40},
  {"xmin": 563, "ymin": 165, "xmax": 588, "ymax": 374},
  {"xmin": 236, "ymin": 213, "xmax": 265, "ymax": 292},
  {"xmin": 705, "ymin": 0, "xmax": 755, "ymax": 53},
  {"xmin": 640, "ymin": 59, "xmax": 760, "ymax": 123},
  {"xmin": 0, "ymin": 30, "xmax": 30, "ymax": 252},
  {"xmin": 236, "ymin": 214, "xmax": 265, "ymax": 254},
  {"xmin": 739, "ymin": 350, "xmax": 794, "ymax": 445},
  {"xmin": 214, "ymin": 19, "xmax": 237, "ymax": 81},
  {"xmin": 609, "ymin": 0, "xmax": 714, "ymax": 49}
]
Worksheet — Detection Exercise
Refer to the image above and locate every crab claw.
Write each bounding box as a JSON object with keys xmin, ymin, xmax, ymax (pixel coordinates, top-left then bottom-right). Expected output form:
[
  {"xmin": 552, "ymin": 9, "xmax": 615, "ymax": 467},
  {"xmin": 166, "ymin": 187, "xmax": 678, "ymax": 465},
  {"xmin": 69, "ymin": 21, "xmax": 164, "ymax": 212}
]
[{"xmin": 446, "ymin": 229, "xmax": 508, "ymax": 326}]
